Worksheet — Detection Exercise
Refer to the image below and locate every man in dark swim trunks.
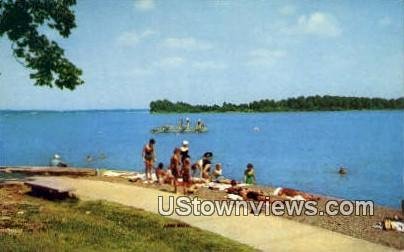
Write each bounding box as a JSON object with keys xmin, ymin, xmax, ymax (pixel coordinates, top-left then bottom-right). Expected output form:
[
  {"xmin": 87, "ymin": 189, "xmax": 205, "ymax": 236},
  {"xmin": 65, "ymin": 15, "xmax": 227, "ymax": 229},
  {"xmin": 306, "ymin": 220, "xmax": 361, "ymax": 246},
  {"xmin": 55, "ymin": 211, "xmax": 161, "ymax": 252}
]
[{"xmin": 170, "ymin": 148, "xmax": 181, "ymax": 193}]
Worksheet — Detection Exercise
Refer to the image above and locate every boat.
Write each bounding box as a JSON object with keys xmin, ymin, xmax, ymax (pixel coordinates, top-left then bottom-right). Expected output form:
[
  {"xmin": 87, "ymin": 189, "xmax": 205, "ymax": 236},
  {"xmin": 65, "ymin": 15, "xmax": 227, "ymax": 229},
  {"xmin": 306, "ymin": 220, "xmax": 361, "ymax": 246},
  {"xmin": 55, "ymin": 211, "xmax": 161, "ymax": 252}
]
[{"xmin": 151, "ymin": 125, "xmax": 208, "ymax": 134}]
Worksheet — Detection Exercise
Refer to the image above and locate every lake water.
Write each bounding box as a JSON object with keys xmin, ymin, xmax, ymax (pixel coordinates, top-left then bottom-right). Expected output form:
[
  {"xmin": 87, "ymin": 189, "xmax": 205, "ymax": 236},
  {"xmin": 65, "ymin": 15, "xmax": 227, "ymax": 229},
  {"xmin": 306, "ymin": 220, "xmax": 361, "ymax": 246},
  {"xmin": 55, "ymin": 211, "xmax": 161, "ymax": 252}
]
[{"xmin": 0, "ymin": 110, "xmax": 403, "ymax": 208}]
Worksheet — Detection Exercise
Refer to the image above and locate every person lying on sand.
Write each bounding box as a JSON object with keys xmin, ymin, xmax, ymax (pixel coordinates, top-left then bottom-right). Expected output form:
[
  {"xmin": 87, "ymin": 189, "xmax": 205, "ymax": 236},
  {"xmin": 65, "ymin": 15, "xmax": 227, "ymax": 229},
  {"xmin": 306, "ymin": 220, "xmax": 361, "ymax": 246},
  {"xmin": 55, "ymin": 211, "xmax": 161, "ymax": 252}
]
[
  {"xmin": 273, "ymin": 187, "xmax": 320, "ymax": 201},
  {"xmin": 226, "ymin": 180, "xmax": 269, "ymax": 201}
]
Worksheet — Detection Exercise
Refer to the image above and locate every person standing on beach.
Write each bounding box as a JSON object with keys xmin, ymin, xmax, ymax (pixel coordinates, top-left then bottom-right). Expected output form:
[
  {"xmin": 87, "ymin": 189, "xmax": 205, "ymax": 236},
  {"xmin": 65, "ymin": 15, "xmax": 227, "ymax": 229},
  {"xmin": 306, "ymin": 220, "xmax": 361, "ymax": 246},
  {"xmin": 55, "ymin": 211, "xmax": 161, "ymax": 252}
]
[
  {"xmin": 180, "ymin": 140, "xmax": 190, "ymax": 164},
  {"xmin": 170, "ymin": 148, "xmax": 181, "ymax": 193},
  {"xmin": 244, "ymin": 163, "xmax": 256, "ymax": 185},
  {"xmin": 182, "ymin": 158, "xmax": 192, "ymax": 194},
  {"xmin": 142, "ymin": 138, "xmax": 156, "ymax": 182}
]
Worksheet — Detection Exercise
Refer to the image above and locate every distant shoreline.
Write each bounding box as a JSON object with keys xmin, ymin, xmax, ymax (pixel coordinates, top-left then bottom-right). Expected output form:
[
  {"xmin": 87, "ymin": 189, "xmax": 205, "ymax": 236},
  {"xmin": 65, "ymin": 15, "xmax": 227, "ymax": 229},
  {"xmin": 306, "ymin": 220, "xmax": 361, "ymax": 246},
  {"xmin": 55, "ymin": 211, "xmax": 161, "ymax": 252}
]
[
  {"xmin": 2, "ymin": 108, "xmax": 404, "ymax": 114},
  {"xmin": 150, "ymin": 108, "xmax": 404, "ymax": 114},
  {"xmin": 150, "ymin": 96, "xmax": 404, "ymax": 113}
]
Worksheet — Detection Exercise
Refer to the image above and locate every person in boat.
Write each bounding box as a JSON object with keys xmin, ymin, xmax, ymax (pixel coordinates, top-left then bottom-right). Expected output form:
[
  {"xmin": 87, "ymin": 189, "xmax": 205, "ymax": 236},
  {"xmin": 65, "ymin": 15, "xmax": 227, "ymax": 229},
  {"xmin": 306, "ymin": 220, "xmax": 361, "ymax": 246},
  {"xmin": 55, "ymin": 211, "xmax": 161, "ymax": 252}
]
[
  {"xmin": 192, "ymin": 152, "xmax": 213, "ymax": 179},
  {"xmin": 273, "ymin": 187, "xmax": 320, "ymax": 201},
  {"xmin": 185, "ymin": 117, "xmax": 191, "ymax": 130},
  {"xmin": 180, "ymin": 140, "xmax": 190, "ymax": 163},
  {"xmin": 170, "ymin": 148, "xmax": 181, "ymax": 193},
  {"xmin": 211, "ymin": 163, "xmax": 223, "ymax": 181},
  {"xmin": 50, "ymin": 154, "xmax": 68, "ymax": 167},
  {"xmin": 178, "ymin": 118, "xmax": 184, "ymax": 129},
  {"xmin": 244, "ymin": 163, "xmax": 256, "ymax": 185},
  {"xmin": 142, "ymin": 138, "xmax": 156, "ymax": 182},
  {"xmin": 195, "ymin": 119, "xmax": 204, "ymax": 131}
]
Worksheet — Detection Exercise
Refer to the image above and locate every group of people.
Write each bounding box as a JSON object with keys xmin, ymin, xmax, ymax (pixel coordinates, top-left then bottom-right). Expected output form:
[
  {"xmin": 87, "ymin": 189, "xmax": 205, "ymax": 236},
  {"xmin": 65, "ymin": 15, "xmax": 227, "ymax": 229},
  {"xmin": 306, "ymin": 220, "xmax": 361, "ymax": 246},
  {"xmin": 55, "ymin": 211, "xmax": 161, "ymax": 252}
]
[
  {"xmin": 141, "ymin": 138, "xmax": 256, "ymax": 193},
  {"xmin": 178, "ymin": 118, "xmax": 205, "ymax": 131}
]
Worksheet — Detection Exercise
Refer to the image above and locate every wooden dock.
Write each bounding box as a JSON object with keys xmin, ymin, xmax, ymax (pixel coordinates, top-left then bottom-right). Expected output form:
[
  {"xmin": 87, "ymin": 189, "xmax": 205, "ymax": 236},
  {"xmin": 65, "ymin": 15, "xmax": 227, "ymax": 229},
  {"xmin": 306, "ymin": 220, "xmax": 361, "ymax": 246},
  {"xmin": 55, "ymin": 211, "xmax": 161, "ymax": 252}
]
[
  {"xmin": 25, "ymin": 180, "xmax": 76, "ymax": 200},
  {"xmin": 0, "ymin": 166, "xmax": 97, "ymax": 176}
]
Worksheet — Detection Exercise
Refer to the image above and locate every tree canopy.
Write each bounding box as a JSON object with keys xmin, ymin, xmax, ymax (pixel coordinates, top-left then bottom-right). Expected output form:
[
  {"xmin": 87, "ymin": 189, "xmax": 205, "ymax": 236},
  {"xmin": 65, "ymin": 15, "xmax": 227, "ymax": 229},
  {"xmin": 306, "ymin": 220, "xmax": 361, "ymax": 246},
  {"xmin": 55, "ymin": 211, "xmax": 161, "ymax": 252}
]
[
  {"xmin": 0, "ymin": 0, "xmax": 83, "ymax": 90},
  {"xmin": 150, "ymin": 96, "xmax": 404, "ymax": 113}
]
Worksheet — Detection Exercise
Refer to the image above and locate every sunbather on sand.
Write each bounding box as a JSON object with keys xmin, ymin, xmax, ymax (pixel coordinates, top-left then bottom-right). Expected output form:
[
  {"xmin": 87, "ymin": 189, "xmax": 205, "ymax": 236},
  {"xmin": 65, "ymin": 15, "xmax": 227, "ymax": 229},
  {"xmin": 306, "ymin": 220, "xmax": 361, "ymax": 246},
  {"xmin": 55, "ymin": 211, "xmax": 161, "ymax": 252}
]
[
  {"xmin": 273, "ymin": 187, "xmax": 320, "ymax": 201},
  {"xmin": 226, "ymin": 180, "xmax": 269, "ymax": 201}
]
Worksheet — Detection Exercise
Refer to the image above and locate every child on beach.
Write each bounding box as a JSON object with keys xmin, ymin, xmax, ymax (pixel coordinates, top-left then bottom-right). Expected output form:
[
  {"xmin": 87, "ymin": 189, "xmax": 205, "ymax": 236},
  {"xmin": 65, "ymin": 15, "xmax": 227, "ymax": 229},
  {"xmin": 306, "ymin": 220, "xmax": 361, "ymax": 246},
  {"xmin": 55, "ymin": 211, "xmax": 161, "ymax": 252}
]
[
  {"xmin": 142, "ymin": 139, "xmax": 156, "ymax": 182},
  {"xmin": 170, "ymin": 148, "xmax": 181, "ymax": 193},
  {"xmin": 155, "ymin": 162, "xmax": 167, "ymax": 185},
  {"xmin": 211, "ymin": 163, "xmax": 223, "ymax": 181},
  {"xmin": 244, "ymin": 163, "xmax": 256, "ymax": 185}
]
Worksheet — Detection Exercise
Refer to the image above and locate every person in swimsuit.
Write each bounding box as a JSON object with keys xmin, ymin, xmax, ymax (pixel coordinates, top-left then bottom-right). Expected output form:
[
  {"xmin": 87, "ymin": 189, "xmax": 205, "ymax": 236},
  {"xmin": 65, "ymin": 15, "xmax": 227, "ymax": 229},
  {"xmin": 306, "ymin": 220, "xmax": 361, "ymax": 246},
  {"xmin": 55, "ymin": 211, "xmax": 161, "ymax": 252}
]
[
  {"xmin": 180, "ymin": 140, "xmax": 190, "ymax": 164},
  {"xmin": 155, "ymin": 162, "xmax": 167, "ymax": 185},
  {"xmin": 211, "ymin": 163, "xmax": 223, "ymax": 181},
  {"xmin": 191, "ymin": 152, "xmax": 212, "ymax": 178},
  {"xmin": 244, "ymin": 163, "xmax": 256, "ymax": 185},
  {"xmin": 142, "ymin": 138, "xmax": 156, "ymax": 182},
  {"xmin": 182, "ymin": 158, "xmax": 192, "ymax": 194},
  {"xmin": 170, "ymin": 148, "xmax": 181, "ymax": 193},
  {"xmin": 273, "ymin": 187, "xmax": 320, "ymax": 201}
]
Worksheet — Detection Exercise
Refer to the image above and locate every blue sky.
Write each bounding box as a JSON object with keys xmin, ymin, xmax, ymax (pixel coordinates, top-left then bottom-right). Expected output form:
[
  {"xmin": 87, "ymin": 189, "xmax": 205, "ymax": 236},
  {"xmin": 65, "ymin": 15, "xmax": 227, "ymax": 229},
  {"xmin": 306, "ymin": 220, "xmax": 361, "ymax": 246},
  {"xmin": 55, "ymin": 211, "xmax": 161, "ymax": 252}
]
[{"xmin": 0, "ymin": 0, "xmax": 403, "ymax": 110}]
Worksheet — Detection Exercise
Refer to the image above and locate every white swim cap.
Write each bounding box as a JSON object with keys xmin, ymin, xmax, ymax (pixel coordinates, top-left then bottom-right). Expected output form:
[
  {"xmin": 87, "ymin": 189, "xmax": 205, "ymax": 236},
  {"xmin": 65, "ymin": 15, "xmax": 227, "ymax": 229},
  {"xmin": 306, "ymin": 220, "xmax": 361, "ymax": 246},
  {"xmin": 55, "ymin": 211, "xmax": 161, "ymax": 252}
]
[
  {"xmin": 54, "ymin": 154, "xmax": 60, "ymax": 159},
  {"xmin": 182, "ymin": 140, "xmax": 189, "ymax": 146},
  {"xmin": 273, "ymin": 187, "xmax": 282, "ymax": 196}
]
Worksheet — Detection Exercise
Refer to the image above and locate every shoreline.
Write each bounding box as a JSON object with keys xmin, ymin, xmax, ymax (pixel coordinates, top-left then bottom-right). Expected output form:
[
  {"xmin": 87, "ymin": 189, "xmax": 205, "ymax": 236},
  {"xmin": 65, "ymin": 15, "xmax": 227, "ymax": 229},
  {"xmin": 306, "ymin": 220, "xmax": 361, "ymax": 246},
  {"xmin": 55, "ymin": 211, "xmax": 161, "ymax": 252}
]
[
  {"xmin": 91, "ymin": 172, "xmax": 404, "ymax": 249},
  {"xmin": 150, "ymin": 108, "xmax": 404, "ymax": 114},
  {"xmin": 0, "ymin": 166, "xmax": 401, "ymax": 211},
  {"xmin": 1, "ymin": 109, "xmax": 404, "ymax": 114},
  {"xmin": 1, "ymin": 166, "xmax": 403, "ymax": 249}
]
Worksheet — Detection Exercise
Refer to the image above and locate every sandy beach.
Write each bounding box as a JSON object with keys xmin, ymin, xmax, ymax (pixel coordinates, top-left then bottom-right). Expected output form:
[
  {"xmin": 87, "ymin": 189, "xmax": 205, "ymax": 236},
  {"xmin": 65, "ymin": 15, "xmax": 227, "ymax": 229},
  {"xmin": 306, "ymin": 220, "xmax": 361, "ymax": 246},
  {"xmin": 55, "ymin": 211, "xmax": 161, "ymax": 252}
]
[{"xmin": 80, "ymin": 172, "xmax": 403, "ymax": 250}]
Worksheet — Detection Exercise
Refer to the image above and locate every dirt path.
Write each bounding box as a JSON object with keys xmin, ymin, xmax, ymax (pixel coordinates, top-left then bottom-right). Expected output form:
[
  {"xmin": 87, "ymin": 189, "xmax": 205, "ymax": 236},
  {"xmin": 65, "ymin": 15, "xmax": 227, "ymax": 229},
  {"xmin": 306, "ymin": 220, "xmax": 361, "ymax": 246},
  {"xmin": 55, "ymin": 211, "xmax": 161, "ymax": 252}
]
[{"xmin": 30, "ymin": 176, "xmax": 395, "ymax": 252}]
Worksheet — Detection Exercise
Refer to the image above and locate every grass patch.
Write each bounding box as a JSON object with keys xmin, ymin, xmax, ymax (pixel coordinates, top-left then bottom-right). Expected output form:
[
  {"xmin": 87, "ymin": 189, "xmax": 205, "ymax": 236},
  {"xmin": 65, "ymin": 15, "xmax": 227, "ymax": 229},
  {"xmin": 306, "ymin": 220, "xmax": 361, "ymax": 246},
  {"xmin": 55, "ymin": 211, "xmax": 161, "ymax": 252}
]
[{"xmin": 0, "ymin": 186, "xmax": 254, "ymax": 251}]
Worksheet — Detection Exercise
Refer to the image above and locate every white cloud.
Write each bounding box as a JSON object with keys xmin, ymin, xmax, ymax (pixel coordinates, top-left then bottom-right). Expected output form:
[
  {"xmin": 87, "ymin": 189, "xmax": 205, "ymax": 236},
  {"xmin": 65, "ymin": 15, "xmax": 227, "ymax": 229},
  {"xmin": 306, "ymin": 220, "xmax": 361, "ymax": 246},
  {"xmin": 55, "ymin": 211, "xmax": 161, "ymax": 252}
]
[
  {"xmin": 134, "ymin": 0, "xmax": 155, "ymax": 11},
  {"xmin": 378, "ymin": 16, "xmax": 392, "ymax": 26},
  {"xmin": 162, "ymin": 37, "xmax": 213, "ymax": 50},
  {"xmin": 279, "ymin": 5, "xmax": 296, "ymax": 16},
  {"xmin": 116, "ymin": 29, "xmax": 156, "ymax": 47},
  {"xmin": 192, "ymin": 61, "xmax": 227, "ymax": 70},
  {"xmin": 284, "ymin": 12, "xmax": 342, "ymax": 37},
  {"xmin": 156, "ymin": 57, "xmax": 186, "ymax": 68},
  {"xmin": 246, "ymin": 49, "xmax": 287, "ymax": 67}
]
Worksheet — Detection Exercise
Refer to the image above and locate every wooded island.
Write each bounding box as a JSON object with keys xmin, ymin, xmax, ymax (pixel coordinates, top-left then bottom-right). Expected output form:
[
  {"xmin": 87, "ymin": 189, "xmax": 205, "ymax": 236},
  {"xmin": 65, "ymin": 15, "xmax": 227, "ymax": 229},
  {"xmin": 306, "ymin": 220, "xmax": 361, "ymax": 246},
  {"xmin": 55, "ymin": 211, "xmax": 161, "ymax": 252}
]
[{"xmin": 150, "ymin": 96, "xmax": 404, "ymax": 113}]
